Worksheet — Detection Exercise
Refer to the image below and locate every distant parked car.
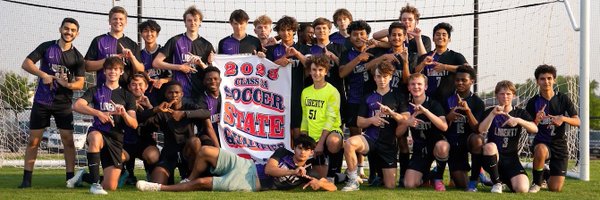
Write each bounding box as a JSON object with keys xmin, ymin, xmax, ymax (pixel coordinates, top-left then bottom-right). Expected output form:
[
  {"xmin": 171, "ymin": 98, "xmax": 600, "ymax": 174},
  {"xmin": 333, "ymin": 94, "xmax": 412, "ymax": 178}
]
[
  {"xmin": 591, "ymin": 130, "xmax": 600, "ymax": 157},
  {"xmin": 46, "ymin": 122, "xmax": 90, "ymax": 152}
]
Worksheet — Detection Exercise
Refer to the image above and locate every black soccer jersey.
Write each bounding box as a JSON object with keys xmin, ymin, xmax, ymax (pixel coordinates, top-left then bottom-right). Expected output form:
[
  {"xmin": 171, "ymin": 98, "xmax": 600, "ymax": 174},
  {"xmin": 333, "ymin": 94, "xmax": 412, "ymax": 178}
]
[
  {"xmin": 406, "ymin": 35, "xmax": 432, "ymax": 68},
  {"xmin": 526, "ymin": 92, "xmax": 577, "ymax": 147},
  {"xmin": 305, "ymin": 43, "xmax": 346, "ymax": 95},
  {"xmin": 85, "ymin": 33, "xmax": 142, "ymax": 86},
  {"xmin": 340, "ymin": 47, "xmax": 376, "ymax": 104},
  {"xmin": 160, "ymin": 33, "xmax": 215, "ymax": 98},
  {"xmin": 408, "ymin": 96, "xmax": 446, "ymax": 144},
  {"xmin": 484, "ymin": 107, "xmax": 533, "ymax": 156},
  {"xmin": 80, "ymin": 85, "xmax": 136, "ymax": 140},
  {"xmin": 265, "ymin": 42, "xmax": 309, "ymax": 106},
  {"xmin": 418, "ymin": 49, "xmax": 467, "ymax": 102},
  {"xmin": 359, "ymin": 89, "xmax": 408, "ymax": 146},
  {"xmin": 218, "ymin": 34, "xmax": 263, "ymax": 55},
  {"xmin": 143, "ymin": 102, "xmax": 210, "ymax": 149},
  {"xmin": 196, "ymin": 92, "xmax": 221, "ymax": 140},
  {"xmin": 28, "ymin": 40, "xmax": 85, "ymax": 105},
  {"xmin": 262, "ymin": 148, "xmax": 315, "ymax": 190},
  {"xmin": 442, "ymin": 91, "xmax": 485, "ymax": 145},
  {"xmin": 368, "ymin": 47, "xmax": 413, "ymax": 93},
  {"xmin": 141, "ymin": 45, "xmax": 171, "ymax": 105}
]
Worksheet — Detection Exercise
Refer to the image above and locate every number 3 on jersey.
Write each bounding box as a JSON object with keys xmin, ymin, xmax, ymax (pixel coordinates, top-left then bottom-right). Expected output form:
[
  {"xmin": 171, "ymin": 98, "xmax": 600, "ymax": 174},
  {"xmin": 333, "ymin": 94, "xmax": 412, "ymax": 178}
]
[{"xmin": 309, "ymin": 109, "xmax": 317, "ymax": 120}]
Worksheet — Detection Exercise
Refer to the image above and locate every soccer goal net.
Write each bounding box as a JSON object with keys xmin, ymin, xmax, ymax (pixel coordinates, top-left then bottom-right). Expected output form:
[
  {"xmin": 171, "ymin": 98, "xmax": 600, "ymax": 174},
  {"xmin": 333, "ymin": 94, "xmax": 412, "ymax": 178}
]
[{"xmin": 0, "ymin": 0, "xmax": 585, "ymax": 179}]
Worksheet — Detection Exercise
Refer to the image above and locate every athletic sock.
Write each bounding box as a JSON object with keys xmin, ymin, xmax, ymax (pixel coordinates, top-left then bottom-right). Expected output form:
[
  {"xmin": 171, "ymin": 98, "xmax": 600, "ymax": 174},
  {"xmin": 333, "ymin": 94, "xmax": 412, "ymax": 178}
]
[
  {"xmin": 347, "ymin": 170, "xmax": 358, "ymax": 180},
  {"xmin": 66, "ymin": 172, "xmax": 74, "ymax": 181},
  {"xmin": 87, "ymin": 152, "xmax": 101, "ymax": 183},
  {"xmin": 532, "ymin": 168, "xmax": 544, "ymax": 185},
  {"xmin": 399, "ymin": 153, "xmax": 410, "ymax": 179},
  {"xmin": 470, "ymin": 154, "xmax": 483, "ymax": 181},
  {"xmin": 435, "ymin": 157, "xmax": 448, "ymax": 180},
  {"xmin": 143, "ymin": 161, "xmax": 155, "ymax": 180},
  {"xmin": 327, "ymin": 151, "xmax": 344, "ymax": 177},
  {"xmin": 22, "ymin": 170, "xmax": 33, "ymax": 184},
  {"xmin": 483, "ymin": 154, "xmax": 500, "ymax": 184}
]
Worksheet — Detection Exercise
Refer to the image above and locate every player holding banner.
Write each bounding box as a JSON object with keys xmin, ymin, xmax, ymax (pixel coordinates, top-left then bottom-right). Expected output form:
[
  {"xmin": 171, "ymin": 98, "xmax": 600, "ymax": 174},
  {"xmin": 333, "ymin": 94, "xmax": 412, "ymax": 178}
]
[{"xmin": 19, "ymin": 18, "xmax": 85, "ymax": 188}]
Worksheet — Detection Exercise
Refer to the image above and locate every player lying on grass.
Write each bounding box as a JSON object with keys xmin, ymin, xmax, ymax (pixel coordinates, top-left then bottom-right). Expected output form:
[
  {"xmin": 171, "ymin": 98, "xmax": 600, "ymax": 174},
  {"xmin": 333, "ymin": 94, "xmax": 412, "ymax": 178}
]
[{"xmin": 136, "ymin": 134, "xmax": 337, "ymax": 192}]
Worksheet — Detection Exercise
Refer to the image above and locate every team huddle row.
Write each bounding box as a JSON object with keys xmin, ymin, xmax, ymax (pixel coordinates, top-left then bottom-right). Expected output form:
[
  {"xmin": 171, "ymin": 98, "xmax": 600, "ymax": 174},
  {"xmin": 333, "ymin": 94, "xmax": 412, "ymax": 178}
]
[{"xmin": 18, "ymin": 4, "xmax": 580, "ymax": 195}]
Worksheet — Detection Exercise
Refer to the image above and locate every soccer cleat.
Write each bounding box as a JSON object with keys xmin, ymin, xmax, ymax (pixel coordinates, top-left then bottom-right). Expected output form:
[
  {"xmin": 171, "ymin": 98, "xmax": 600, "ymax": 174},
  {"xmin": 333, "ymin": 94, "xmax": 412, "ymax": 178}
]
[
  {"xmin": 66, "ymin": 169, "xmax": 85, "ymax": 188},
  {"xmin": 117, "ymin": 170, "xmax": 129, "ymax": 188},
  {"xmin": 179, "ymin": 178, "xmax": 190, "ymax": 183},
  {"xmin": 18, "ymin": 182, "xmax": 31, "ymax": 189},
  {"xmin": 433, "ymin": 179, "xmax": 446, "ymax": 191},
  {"xmin": 491, "ymin": 183, "xmax": 503, "ymax": 193},
  {"xmin": 89, "ymin": 183, "xmax": 108, "ymax": 195},
  {"xmin": 125, "ymin": 176, "xmax": 138, "ymax": 185},
  {"xmin": 529, "ymin": 184, "xmax": 542, "ymax": 193},
  {"xmin": 136, "ymin": 180, "xmax": 161, "ymax": 192},
  {"xmin": 479, "ymin": 172, "xmax": 493, "ymax": 186},
  {"xmin": 341, "ymin": 179, "xmax": 360, "ymax": 192},
  {"xmin": 541, "ymin": 180, "xmax": 548, "ymax": 189},
  {"xmin": 466, "ymin": 180, "xmax": 478, "ymax": 192}
]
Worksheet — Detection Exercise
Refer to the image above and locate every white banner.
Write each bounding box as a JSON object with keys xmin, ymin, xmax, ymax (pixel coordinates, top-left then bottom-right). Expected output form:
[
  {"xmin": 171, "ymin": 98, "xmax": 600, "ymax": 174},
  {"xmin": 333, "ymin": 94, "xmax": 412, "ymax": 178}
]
[{"xmin": 213, "ymin": 54, "xmax": 291, "ymax": 164}]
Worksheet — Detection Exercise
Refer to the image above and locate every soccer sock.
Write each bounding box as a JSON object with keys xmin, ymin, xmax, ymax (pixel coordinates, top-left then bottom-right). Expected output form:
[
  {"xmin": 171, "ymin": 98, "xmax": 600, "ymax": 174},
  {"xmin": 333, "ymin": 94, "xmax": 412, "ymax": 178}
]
[
  {"xmin": 66, "ymin": 172, "xmax": 74, "ymax": 181},
  {"xmin": 143, "ymin": 161, "xmax": 155, "ymax": 180},
  {"xmin": 483, "ymin": 155, "xmax": 500, "ymax": 184},
  {"xmin": 399, "ymin": 153, "xmax": 410, "ymax": 179},
  {"xmin": 532, "ymin": 168, "xmax": 544, "ymax": 185},
  {"xmin": 435, "ymin": 157, "xmax": 448, "ymax": 180},
  {"xmin": 470, "ymin": 154, "xmax": 483, "ymax": 181},
  {"xmin": 327, "ymin": 151, "xmax": 344, "ymax": 177},
  {"xmin": 357, "ymin": 165, "xmax": 364, "ymax": 176},
  {"xmin": 126, "ymin": 159, "xmax": 135, "ymax": 177},
  {"xmin": 22, "ymin": 170, "xmax": 33, "ymax": 184},
  {"xmin": 87, "ymin": 152, "xmax": 101, "ymax": 183},
  {"xmin": 347, "ymin": 170, "xmax": 358, "ymax": 180}
]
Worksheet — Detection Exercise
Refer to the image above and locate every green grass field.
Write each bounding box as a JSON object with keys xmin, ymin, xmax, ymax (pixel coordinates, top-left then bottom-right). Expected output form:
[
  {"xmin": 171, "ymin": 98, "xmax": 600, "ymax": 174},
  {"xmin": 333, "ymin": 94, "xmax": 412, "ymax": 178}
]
[{"xmin": 2, "ymin": 161, "xmax": 600, "ymax": 200}]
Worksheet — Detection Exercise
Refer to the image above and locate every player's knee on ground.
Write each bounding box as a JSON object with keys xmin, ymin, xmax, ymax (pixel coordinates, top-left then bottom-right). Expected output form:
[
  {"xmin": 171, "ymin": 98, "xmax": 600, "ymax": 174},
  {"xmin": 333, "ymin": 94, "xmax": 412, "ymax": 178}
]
[
  {"xmin": 434, "ymin": 140, "xmax": 449, "ymax": 159},
  {"xmin": 482, "ymin": 143, "xmax": 498, "ymax": 155},
  {"xmin": 143, "ymin": 146, "xmax": 160, "ymax": 164},
  {"xmin": 511, "ymin": 175, "xmax": 530, "ymax": 193},
  {"xmin": 403, "ymin": 171, "xmax": 421, "ymax": 189},
  {"xmin": 326, "ymin": 133, "xmax": 343, "ymax": 153}
]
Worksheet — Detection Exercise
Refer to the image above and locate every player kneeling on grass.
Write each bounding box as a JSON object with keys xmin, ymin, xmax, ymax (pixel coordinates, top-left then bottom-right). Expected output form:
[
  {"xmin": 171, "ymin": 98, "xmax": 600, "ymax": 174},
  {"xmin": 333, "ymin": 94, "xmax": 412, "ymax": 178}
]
[
  {"xmin": 402, "ymin": 73, "xmax": 449, "ymax": 191},
  {"xmin": 342, "ymin": 62, "xmax": 409, "ymax": 191},
  {"xmin": 526, "ymin": 65, "xmax": 580, "ymax": 193},
  {"xmin": 477, "ymin": 80, "xmax": 538, "ymax": 193},
  {"xmin": 441, "ymin": 65, "xmax": 485, "ymax": 191},
  {"xmin": 136, "ymin": 134, "xmax": 337, "ymax": 192},
  {"xmin": 142, "ymin": 81, "xmax": 211, "ymax": 184},
  {"xmin": 72, "ymin": 57, "xmax": 138, "ymax": 194},
  {"xmin": 300, "ymin": 55, "xmax": 344, "ymax": 179}
]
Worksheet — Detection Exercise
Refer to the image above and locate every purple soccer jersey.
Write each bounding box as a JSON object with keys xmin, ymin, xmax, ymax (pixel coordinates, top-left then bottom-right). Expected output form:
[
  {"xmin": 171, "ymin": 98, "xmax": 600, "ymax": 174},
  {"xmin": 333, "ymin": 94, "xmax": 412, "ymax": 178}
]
[
  {"xmin": 329, "ymin": 32, "xmax": 347, "ymax": 46},
  {"xmin": 85, "ymin": 33, "xmax": 141, "ymax": 86},
  {"xmin": 341, "ymin": 47, "xmax": 369, "ymax": 104},
  {"xmin": 160, "ymin": 34, "xmax": 214, "ymax": 98},
  {"xmin": 28, "ymin": 40, "xmax": 85, "ymax": 105},
  {"xmin": 218, "ymin": 34, "xmax": 262, "ymax": 55}
]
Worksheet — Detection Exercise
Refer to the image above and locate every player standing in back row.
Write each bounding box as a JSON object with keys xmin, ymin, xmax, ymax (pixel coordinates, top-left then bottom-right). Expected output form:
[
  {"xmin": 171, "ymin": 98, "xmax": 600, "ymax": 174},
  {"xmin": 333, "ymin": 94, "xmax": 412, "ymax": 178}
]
[{"xmin": 19, "ymin": 18, "xmax": 85, "ymax": 189}]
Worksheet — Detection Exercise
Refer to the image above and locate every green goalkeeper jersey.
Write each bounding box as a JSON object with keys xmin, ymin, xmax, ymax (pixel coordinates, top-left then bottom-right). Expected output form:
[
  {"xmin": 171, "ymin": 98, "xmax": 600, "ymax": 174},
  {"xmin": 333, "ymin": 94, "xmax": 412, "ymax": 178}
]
[{"xmin": 300, "ymin": 83, "xmax": 342, "ymax": 141}]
